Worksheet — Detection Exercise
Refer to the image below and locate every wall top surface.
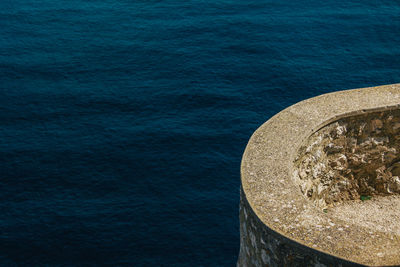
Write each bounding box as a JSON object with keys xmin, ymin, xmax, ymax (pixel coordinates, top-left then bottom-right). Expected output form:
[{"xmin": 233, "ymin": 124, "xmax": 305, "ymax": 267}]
[{"xmin": 241, "ymin": 83, "xmax": 400, "ymax": 266}]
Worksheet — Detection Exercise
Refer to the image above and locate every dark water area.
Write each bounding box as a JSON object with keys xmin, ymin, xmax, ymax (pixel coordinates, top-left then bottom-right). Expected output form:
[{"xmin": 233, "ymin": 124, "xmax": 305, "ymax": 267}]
[{"xmin": 0, "ymin": 0, "xmax": 399, "ymax": 265}]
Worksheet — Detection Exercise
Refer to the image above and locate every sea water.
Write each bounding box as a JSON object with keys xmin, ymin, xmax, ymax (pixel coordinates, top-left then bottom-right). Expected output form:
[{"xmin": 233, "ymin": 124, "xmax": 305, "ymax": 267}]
[{"xmin": 0, "ymin": 0, "xmax": 399, "ymax": 265}]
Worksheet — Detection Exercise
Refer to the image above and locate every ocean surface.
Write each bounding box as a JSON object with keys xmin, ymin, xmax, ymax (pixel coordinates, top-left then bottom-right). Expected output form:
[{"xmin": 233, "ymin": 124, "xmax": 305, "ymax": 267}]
[{"xmin": 0, "ymin": 0, "xmax": 399, "ymax": 266}]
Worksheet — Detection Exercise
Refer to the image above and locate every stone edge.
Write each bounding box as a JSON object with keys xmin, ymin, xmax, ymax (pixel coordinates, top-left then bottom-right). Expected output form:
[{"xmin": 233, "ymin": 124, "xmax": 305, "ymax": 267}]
[{"xmin": 240, "ymin": 83, "xmax": 400, "ymax": 266}]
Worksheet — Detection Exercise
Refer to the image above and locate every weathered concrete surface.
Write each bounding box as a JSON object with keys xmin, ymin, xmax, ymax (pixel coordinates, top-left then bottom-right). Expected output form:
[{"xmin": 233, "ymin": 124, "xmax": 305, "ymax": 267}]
[{"xmin": 238, "ymin": 84, "xmax": 400, "ymax": 266}]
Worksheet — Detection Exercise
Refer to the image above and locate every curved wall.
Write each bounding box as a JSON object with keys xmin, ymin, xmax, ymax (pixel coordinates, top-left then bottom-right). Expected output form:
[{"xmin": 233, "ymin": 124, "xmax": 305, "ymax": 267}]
[
  {"xmin": 238, "ymin": 84, "xmax": 400, "ymax": 267},
  {"xmin": 294, "ymin": 109, "xmax": 400, "ymax": 209}
]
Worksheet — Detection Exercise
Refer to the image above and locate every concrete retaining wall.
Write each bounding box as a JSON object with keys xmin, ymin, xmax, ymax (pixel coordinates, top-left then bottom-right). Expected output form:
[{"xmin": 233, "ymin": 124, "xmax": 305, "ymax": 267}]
[{"xmin": 238, "ymin": 84, "xmax": 400, "ymax": 266}]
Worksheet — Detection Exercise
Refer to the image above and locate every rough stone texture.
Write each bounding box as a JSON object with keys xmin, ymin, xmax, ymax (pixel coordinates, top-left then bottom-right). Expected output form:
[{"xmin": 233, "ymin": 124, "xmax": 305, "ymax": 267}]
[
  {"xmin": 237, "ymin": 189, "xmax": 358, "ymax": 267},
  {"xmin": 238, "ymin": 84, "xmax": 400, "ymax": 266},
  {"xmin": 294, "ymin": 110, "xmax": 400, "ymax": 209}
]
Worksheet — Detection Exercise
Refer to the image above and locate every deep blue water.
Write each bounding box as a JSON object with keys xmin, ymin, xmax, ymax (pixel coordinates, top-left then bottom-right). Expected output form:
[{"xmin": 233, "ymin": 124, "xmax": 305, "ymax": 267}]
[{"xmin": 0, "ymin": 0, "xmax": 399, "ymax": 266}]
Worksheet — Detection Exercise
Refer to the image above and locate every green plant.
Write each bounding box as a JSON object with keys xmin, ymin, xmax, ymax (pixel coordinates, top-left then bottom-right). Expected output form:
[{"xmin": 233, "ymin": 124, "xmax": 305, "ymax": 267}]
[{"xmin": 360, "ymin": 195, "xmax": 372, "ymax": 201}]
